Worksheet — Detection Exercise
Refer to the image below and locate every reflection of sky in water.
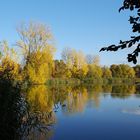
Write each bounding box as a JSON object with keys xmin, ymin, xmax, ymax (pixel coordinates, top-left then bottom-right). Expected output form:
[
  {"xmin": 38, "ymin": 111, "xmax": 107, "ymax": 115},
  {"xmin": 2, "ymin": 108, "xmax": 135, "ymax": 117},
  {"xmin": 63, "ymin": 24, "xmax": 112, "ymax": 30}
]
[
  {"xmin": 52, "ymin": 92, "xmax": 140, "ymax": 140},
  {"xmin": 3, "ymin": 84, "xmax": 140, "ymax": 140},
  {"xmin": 122, "ymin": 108, "xmax": 140, "ymax": 115},
  {"xmin": 16, "ymin": 84, "xmax": 140, "ymax": 140}
]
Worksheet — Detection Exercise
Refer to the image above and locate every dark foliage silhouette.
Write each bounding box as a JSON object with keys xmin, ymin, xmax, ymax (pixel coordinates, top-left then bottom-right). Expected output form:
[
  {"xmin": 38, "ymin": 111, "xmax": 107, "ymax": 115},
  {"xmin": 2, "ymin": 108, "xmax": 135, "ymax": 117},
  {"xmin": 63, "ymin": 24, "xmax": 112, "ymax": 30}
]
[
  {"xmin": 0, "ymin": 82, "xmax": 23, "ymax": 139},
  {"xmin": 0, "ymin": 81, "xmax": 55, "ymax": 140},
  {"xmin": 100, "ymin": 0, "xmax": 140, "ymax": 64}
]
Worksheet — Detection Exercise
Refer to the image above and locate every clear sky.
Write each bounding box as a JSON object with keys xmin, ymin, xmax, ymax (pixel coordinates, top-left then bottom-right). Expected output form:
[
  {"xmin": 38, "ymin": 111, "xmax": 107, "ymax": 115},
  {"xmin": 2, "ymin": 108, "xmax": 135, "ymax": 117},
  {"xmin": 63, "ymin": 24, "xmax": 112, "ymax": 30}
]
[{"xmin": 0, "ymin": 0, "xmax": 138, "ymax": 66}]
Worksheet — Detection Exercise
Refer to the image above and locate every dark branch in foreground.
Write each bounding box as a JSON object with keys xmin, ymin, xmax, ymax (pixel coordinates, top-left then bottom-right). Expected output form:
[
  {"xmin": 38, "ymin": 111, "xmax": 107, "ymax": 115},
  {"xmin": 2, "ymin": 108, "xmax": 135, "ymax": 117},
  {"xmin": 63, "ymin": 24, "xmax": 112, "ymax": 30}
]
[{"xmin": 100, "ymin": 0, "xmax": 140, "ymax": 64}]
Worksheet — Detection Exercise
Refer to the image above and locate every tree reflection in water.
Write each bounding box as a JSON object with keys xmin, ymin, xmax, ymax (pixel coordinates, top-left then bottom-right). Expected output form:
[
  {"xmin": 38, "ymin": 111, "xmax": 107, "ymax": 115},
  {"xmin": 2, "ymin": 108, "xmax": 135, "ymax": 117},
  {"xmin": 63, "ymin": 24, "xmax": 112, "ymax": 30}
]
[
  {"xmin": 111, "ymin": 85, "xmax": 136, "ymax": 98},
  {"xmin": 0, "ymin": 82, "xmax": 140, "ymax": 139},
  {"xmin": 0, "ymin": 82, "xmax": 23, "ymax": 140},
  {"xmin": 0, "ymin": 83, "xmax": 56, "ymax": 140}
]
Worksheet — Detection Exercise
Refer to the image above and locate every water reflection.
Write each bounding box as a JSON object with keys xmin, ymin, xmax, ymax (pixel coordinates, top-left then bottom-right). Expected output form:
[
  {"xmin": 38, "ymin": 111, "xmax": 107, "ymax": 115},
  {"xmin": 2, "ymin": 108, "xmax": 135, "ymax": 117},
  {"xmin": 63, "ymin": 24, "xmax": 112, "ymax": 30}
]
[
  {"xmin": 111, "ymin": 85, "xmax": 136, "ymax": 98},
  {"xmin": 0, "ymin": 83, "xmax": 23, "ymax": 140},
  {"xmin": 63, "ymin": 87, "xmax": 88, "ymax": 114},
  {"xmin": 23, "ymin": 85, "xmax": 56, "ymax": 140},
  {"xmin": 122, "ymin": 108, "xmax": 140, "ymax": 115},
  {"xmin": 0, "ymin": 83, "xmax": 140, "ymax": 139},
  {"xmin": 0, "ymin": 83, "xmax": 56, "ymax": 140},
  {"xmin": 26, "ymin": 84, "xmax": 140, "ymax": 119}
]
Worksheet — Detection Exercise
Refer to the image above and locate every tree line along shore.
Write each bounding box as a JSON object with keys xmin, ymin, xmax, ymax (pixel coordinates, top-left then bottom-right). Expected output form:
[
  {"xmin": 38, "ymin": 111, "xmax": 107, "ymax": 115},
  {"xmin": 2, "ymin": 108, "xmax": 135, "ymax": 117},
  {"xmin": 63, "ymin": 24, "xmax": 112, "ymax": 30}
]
[{"xmin": 0, "ymin": 22, "xmax": 140, "ymax": 85}]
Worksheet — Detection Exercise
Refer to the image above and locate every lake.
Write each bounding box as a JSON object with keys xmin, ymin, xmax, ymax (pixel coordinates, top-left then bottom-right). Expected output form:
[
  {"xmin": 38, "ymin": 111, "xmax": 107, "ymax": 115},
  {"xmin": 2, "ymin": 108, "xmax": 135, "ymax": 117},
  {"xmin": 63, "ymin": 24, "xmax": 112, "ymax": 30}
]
[{"xmin": 0, "ymin": 84, "xmax": 140, "ymax": 140}]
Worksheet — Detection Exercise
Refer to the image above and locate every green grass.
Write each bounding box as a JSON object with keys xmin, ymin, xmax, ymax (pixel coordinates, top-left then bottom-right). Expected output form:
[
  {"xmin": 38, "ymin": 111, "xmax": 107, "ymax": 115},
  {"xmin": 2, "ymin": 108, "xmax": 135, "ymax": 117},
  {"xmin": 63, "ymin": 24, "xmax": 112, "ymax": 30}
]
[
  {"xmin": 47, "ymin": 77, "xmax": 137, "ymax": 86},
  {"xmin": 47, "ymin": 78, "xmax": 81, "ymax": 86}
]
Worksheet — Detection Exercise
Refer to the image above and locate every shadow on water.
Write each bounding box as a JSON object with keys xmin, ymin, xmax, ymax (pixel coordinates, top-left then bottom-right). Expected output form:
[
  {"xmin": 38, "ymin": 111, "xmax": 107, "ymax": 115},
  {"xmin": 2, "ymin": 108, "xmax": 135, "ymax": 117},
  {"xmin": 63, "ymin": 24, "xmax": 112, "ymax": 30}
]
[
  {"xmin": 0, "ymin": 82, "xmax": 56, "ymax": 140},
  {"xmin": 0, "ymin": 82, "xmax": 22, "ymax": 140},
  {"xmin": 0, "ymin": 82, "xmax": 140, "ymax": 140}
]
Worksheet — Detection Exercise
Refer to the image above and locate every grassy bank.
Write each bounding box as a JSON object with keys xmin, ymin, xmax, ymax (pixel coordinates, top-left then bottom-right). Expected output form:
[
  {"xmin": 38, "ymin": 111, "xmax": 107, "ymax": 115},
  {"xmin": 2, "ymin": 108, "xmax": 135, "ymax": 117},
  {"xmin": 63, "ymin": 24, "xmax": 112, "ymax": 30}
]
[
  {"xmin": 47, "ymin": 77, "xmax": 139, "ymax": 86},
  {"xmin": 47, "ymin": 78, "xmax": 81, "ymax": 86}
]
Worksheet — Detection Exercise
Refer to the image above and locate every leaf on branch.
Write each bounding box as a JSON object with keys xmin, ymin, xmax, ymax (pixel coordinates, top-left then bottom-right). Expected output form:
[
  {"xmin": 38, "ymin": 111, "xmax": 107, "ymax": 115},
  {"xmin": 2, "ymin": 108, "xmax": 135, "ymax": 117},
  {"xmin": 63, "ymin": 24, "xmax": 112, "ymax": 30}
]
[
  {"xmin": 119, "ymin": 40, "xmax": 123, "ymax": 44},
  {"xmin": 130, "ymin": 5, "xmax": 134, "ymax": 11},
  {"xmin": 121, "ymin": 44, "xmax": 127, "ymax": 49},
  {"xmin": 99, "ymin": 47, "xmax": 107, "ymax": 52},
  {"xmin": 100, "ymin": 1, "xmax": 140, "ymax": 64},
  {"xmin": 119, "ymin": 7, "xmax": 124, "ymax": 12},
  {"xmin": 128, "ymin": 42, "xmax": 133, "ymax": 47}
]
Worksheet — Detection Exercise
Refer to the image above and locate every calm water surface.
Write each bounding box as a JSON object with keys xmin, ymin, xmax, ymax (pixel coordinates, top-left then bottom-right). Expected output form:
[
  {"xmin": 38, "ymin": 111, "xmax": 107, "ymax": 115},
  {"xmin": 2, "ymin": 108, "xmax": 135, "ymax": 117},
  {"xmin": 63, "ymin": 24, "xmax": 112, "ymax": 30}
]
[{"xmin": 0, "ymin": 84, "xmax": 140, "ymax": 140}]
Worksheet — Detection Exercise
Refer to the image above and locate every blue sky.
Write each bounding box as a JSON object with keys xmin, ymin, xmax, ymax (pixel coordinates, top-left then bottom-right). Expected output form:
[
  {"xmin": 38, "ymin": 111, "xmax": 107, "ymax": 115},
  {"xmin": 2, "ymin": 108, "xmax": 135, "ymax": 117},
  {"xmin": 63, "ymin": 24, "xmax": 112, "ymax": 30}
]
[{"xmin": 0, "ymin": 0, "xmax": 137, "ymax": 66}]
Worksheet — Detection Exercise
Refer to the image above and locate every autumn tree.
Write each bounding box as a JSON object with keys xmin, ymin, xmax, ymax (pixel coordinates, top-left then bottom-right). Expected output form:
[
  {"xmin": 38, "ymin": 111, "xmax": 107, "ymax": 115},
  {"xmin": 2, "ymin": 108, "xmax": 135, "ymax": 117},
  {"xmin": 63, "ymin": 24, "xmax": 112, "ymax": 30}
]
[
  {"xmin": 86, "ymin": 55, "xmax": 102, "ymax": 79},
  {"xmin": 0, "ymin": 41, "xmax": 21, "ymax": 83},
  {"xmin": 16, "ymin": 22, "xmax": 55, "ymax": 84},
  {"xmin": 133, "ymin": 65, "xmax": 140, "ymax": 78},
  {"xmin": 100, "ymin": 0, "xmax": 140, "ymax": 64},
  {"xmin": 110, "ymin": 64, "xmax": 121, "ymax": 78},
  {"xmin": 53, "ymin": 60, "xmax": 71, "ymax": 78},
  {"xmin": 102, "ymin": 66, "xmax": 112, "ymax": 78},
  {"xmin": 86, "ymin": 54, "xmax": 94, "ymax": 64},
  {"xmin": 92, "ymin": 55, "xmax": 100, "ymax": 65},
  {"xmin": 110, "ymin": 64, "xmax": 135, "ymax": 78},
  {"xmin": 120, "ymin": 64, "xmax": 135, "ymax": 78},
  {"xmin": 86, "ymin": 64, "xmax": 102, "ymax": 79},
  {"xmin": 62, "ymin": 48, "xmax": 88, "ymax": 79},
  {"xmin": 111, "ymin": 85, "xmax": 136, "ymax": 98},
  {"xmin": 61, "ymin": 47, "xmax": 76, "ymax": 69}
]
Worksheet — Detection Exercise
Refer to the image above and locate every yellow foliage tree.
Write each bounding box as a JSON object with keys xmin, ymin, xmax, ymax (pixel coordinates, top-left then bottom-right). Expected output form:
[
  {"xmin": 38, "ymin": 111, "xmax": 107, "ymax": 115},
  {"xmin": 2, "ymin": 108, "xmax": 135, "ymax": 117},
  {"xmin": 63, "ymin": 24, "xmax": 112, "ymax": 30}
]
[
  {"xmin": 0, "ymin": 41, "xmax": 21, "ymax": 82},
  {"xmin": 26, "ymin": 85, "xmax": 56, "ymax": 130},
  {"xmin": 62, "ymin": 48, "xmax": 88, "ymax": 78},
  {"xmin": 16, "ymin": 22, "xmax": 55, "ymax": 84},
  {"xmin": 26, "ymin": 85, "xmax": 54, "ymax": 113},
  {"xmin": 23, "ymin": 47, "xmax": 55, "ymax": 84}
]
